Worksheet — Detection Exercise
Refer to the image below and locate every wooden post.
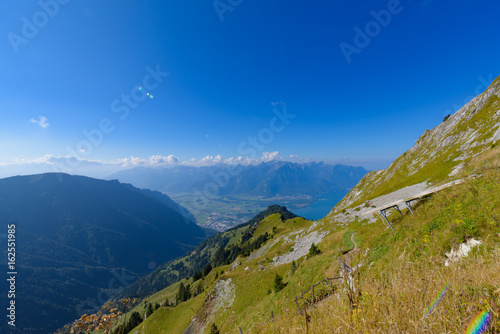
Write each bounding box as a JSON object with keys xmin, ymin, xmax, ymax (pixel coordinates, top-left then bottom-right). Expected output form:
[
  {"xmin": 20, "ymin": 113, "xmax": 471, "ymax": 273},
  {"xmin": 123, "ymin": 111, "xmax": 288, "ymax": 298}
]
[
  {"xmin": 311, "ymin": 284, "xmax": 314, "ymax": 304},
  {"xmin": 239, "ymin": 327, "xmax": 243, "ymax": 334},
  {"xmin": 295, "ymin": 296, "xmax": 300, "ymax": 314},
  {"xmin": 304, "ymin": 305, "xmax": 309, "ymax": 334},
  {"xmin": 271, "ymin": 310, "xmax": 274, "ymax": 321}
]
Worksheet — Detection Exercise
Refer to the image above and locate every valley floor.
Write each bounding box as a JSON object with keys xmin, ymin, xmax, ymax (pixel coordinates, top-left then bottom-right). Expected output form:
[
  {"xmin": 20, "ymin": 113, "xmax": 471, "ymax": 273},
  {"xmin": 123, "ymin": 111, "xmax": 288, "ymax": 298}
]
[{"xmin": 171, "ymin": 194, "xmax": 330, "ymax": 231}]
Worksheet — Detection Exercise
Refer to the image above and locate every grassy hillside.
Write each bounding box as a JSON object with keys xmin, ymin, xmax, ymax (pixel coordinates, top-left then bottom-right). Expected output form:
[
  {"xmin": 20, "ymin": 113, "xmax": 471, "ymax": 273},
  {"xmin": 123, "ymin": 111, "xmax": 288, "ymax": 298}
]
[
  {"xmin": 113, "ymin": 205, "xmax": 298, "ymax": 300},
  {"xmin": 328, "ymin": 75, "xmax": 500, "ymax": 214},
  {"xmin": 256, "ymin": 147, "xmax": 500, "ymax": 333},
  {"xmin": 116, "ymin": 146, "xmax": 499, "ymax": 333},
  {"xmin": 58, "ymin": 77, "xmax": 500, "ymax": 333}
]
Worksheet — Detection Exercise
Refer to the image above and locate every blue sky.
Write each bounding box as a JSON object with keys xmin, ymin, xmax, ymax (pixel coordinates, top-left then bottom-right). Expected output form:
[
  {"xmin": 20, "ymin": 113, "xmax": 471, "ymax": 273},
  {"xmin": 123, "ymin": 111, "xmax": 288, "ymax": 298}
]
[{"xmin": 1, "ymin": 0, "xmax": 500, "ymax": 172}]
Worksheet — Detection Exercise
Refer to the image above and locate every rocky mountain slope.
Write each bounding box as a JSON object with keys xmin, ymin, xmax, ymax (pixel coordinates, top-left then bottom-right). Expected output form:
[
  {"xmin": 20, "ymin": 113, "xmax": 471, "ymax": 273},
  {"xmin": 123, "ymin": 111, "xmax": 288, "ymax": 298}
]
[
  {"xmin": 64, "ymin": 142, "xmax": 498, "ymax": 333},
  {"xmin": 55, "ymin": 75, "xmax": 500, "ymax": 334},
  {"xmin": 328, "ymin": 75, "xmax": 500, "ymax": 215},
  {"xmin": 103, "ymin": 140, "xmax": 499, "ymax": 334}
]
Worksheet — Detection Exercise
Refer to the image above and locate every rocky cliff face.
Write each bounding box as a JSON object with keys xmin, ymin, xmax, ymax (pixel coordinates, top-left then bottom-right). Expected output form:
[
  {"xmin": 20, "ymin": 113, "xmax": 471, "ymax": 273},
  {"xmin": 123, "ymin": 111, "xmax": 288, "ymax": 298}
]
[{"xmin": 328, "ymin": 75, "xmax": 500, "ymax": 214}]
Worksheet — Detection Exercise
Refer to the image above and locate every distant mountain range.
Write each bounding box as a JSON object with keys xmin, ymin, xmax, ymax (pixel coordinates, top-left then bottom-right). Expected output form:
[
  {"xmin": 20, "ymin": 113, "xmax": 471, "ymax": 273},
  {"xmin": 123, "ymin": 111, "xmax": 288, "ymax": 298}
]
[
  {"xmin": 0, "ymin": 173, "xmax": 207, "ymax": 334},
  {"xmin": 57, "ymin": 75, "xmax": 500, "ymax": 334},
  {"xmin": 109, "ymin": 161, "xmax": 369, "ymax": 197}
]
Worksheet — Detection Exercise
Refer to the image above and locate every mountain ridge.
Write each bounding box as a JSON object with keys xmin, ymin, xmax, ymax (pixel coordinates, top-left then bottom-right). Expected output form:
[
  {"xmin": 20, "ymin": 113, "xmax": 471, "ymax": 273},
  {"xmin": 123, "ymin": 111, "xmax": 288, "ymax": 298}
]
[
  {"xmin": 0, "ymin": 173, "xmax": 207, "ymax": 334},
  {"xmin": 55, "ymin": 75, "xmax": 500, "ymax": 334},
  {"xmin": 328, "ymin": 74, "xmax": 500, "ymax": 215}
]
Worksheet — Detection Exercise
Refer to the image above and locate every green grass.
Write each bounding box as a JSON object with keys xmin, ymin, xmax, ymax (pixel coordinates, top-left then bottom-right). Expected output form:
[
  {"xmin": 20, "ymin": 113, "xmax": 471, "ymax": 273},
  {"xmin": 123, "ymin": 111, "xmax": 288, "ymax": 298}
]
[
  {"xmin": 221, "ymin": 168, "xmax": 499, "ymax": 332},
  {"xmin": 88, "ymin": 146, "xmax": 500, "ymax": 334},
  {"xmin": 332, "ymin": 79, "xmax": 500, "ymax": 213},
  {"xmin": 341, "ymin": 230, "xmax": 360, "ymax": 251},
  {"xmin": 114, "ymin": 164, "xmax": 500, "ymax": 333},
  {"xmin": 107, "ymin": 168, "xmax": 499, "ymax": 333},
  {"xmin": 258, "ymin": 158, "xmax": 500, "ymax": 333},
  {"xmin": 133, "ymin": 292, "xmax": 206, "ymax": 333}
]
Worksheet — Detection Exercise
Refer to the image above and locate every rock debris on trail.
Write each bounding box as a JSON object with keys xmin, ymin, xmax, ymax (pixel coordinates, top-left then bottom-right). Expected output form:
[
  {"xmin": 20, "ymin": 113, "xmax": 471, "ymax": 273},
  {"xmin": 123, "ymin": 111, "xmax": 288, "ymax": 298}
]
[
  {"xmin": 273, "ymin": 228, "xmax": 329, "ymax": 266},
  {"xmin": 246, "ymin": 236, "xmax": 281, "ymax": 262},
  {"xmin": 213, "ymin": 279, "xmax": 235, "ymax": 313},
  {"xmin": 183, "ymin": 279, "xmax": 235, "ymax": 334}
]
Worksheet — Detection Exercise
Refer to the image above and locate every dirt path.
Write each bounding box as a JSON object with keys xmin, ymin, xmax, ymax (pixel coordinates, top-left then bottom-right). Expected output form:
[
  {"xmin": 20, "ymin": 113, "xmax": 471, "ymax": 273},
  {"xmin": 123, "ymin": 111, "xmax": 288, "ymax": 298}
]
[
  {"xmin": 350, "ymin": 232, "xmax": 359, "ymax": 250},
  {"xmin": 343, "ymin": 232, "xmax": 360, "ymax": 269}
]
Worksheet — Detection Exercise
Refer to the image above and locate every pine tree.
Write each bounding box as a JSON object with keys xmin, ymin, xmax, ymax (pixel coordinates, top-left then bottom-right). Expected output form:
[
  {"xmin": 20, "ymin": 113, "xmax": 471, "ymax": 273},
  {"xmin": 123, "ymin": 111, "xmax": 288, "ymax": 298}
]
[
  {"xmin": 211, "ymin": 323, "xmax": 220, "ymax": 334},
  {"xmin": 290, "ymin": 260, "xmax": 298, "ymax": 275},
  {"xmin": 146, "ymin": 303, "xmax": 154, "ymax": 318},
  {"xmin": 176, "ymin": 282, "xmax": 187, "ymax": 304},
  {"xmin": 193, "ymin": 270, "xmax": 201, "ymax": 281},
  {"xmin": 213, "ymin": 247, "xmax": 227, "ymax": 267},
  {"xmin": 308, "ymin": 243, "xmax": 321, "ymax": 257},
  {"xmin": 125, "ymin": 311, "xmax": 142, "ymax": 333},
  {"xmin": 273, "ymin": 273, "xmax": 285, "ymax": 293},
  {"xmin": 202, "ymin": 263, "xmax": 213, "ymax": 277}
]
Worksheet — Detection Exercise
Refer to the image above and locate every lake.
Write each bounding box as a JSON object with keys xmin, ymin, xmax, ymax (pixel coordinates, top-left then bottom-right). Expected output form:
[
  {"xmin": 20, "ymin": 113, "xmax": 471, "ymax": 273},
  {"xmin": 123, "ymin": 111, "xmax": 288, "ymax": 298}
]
[{"xmin": 292, "ymin": 190, "xmax": 348, "ymax": 221}]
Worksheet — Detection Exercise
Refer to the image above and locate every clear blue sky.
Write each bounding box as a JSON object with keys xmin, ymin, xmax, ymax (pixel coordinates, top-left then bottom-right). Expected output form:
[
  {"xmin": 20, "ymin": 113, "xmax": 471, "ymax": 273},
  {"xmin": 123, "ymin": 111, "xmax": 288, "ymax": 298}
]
[{"xmin": 1, "ymin": 0, "xmax": 500, "ymax": 170}]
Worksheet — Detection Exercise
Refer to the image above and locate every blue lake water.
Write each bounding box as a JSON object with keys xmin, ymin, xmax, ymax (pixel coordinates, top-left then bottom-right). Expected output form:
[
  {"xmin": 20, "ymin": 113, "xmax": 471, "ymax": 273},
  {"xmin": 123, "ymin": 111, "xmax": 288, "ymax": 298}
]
[{"xmin": 292, "ymin": 190, "xmax": 348, "ymax": 221}]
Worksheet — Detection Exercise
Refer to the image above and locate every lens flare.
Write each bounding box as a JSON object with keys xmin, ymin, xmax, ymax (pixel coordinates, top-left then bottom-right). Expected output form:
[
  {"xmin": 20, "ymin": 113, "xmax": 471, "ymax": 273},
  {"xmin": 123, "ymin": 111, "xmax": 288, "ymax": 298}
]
[
  {"xmin": 423, "ymin": 283, "xmax": 449, "ymax": 319},
  {"xmin": 464, "ymin": 310, "xmax": 492, "ymax": 334}
]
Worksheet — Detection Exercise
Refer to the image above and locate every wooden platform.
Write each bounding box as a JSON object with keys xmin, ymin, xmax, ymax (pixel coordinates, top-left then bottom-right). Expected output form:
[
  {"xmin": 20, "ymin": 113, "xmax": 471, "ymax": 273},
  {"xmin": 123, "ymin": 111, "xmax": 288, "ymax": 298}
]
[{"xmin": 362, "ymin": 175, "xmax": 477, "ymax": 230}]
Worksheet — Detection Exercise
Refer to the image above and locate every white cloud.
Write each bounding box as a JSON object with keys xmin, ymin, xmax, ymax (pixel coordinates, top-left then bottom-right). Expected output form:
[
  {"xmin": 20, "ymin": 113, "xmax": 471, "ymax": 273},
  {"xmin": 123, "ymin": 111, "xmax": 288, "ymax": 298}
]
[
  {"xmin": 223, "ymin": 156, "xmax": 258, "ymax": 166},
  {"xmin": 0, "ymin": 154, "xmax": 54, "ymax": 166},
  {"xmin": 116, "ymin": 155, "xmax": 181, "ymax": 167},
  {"xmin": 261, "ymin": 151, "xmax": 283, "ymax": 162},
  {"xmin": 149, "ymin": 154, "xmax": 180, "ymax": 164},
  {"xmin": 1, "ymin": 151, "xmax": 297, "ymax": 173},
  {"xmin": 30, "ymin": 116, "xmax": 50, "ymax": 128},
  {"xmin": 198, "ymin": 154, "xmax": 223, "ymax": 165},
  {"xmin": 116, "ymin": 156, "xmax": 147, "ymax": 167}
]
